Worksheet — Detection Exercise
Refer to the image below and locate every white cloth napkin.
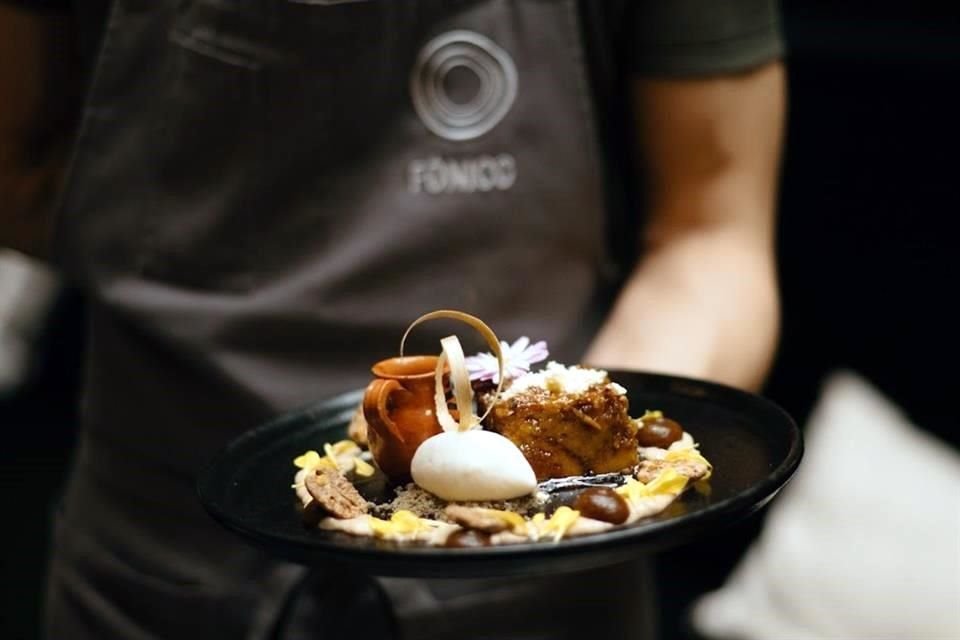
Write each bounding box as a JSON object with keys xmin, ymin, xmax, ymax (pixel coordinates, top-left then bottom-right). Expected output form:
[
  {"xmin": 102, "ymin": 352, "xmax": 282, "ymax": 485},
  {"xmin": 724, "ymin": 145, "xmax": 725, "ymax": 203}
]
[{"xmin": 691, "ymin": 370, "xmax": 960, "ymax": 640}]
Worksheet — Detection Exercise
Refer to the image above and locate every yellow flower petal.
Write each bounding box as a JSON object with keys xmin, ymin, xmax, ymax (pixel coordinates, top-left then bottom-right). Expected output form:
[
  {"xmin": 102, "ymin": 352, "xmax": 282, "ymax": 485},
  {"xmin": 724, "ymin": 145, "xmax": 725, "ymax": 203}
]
[
  {"xmin": 367, "ymin": 510, "xmax": 430, "ymax": 539},
  {"xmin": 352, "ymin": 457, "xmax": 375, "ymax": 477},
  {"xmin": 322, "ymin": 443, "xmax": 341, "ymax": 471},
  {"xmin": 616, "ymin": 478, "xmax": 644, "ymax": 502},
  {"xmin": 617, "ymin": 468, "xmax": 689, "ymax": 501},
  {"xmin": 467, "ymin": 508, "xmax": 527, "ymax": 535},
  {"xmin": 317, "ymin": 457, "xmax": 338, "ymax": 470},
  {"xmin": 664, "ymin": 448, "xmax": 713, "ymax": 480},
  {"xmin": 496, "ymin": 510, "xmax": 528, "ymax": 534},
  {"xmin": 645, "ymin": 467, "xmax": 689, "ymax": 496},
  {"xmin": 366, "ymin": 516, "xmax": 392, "ymax": 538},
  {"xmin": 541, "ymin": 506, "xmax": 580, "ymax": 542},
  {"xmin": 331, "ymin": 440, "xmax": 360, "ymax": 456},
  {"xmin": 293, "ymin": 450, "xmax": 321, "ymax": 469}
]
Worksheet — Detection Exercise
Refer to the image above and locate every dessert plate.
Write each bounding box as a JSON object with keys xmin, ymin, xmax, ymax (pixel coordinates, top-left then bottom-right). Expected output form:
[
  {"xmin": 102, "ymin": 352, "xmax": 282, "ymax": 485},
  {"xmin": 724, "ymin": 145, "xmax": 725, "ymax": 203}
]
[{"xmin": 197, "ymin": 371, "xmax": 802, "ymax": 578}]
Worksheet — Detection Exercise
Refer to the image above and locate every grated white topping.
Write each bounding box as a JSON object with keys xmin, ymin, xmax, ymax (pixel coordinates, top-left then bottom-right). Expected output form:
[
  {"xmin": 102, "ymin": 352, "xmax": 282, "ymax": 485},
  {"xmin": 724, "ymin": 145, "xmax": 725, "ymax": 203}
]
[{"xmin": 501, "ymin": 361, "xmax": 625, "ymax": 400}]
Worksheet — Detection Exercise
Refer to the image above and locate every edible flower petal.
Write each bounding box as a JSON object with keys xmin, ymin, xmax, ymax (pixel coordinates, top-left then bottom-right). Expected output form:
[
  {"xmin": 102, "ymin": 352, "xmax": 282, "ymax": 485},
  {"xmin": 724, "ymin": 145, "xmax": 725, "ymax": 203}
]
[
  {"xmin": 368, "ymin": 510, "xmax": 431, "ymax": 539},
  {"xmin": 323, "ymin": 443, "xmax": 342, "ymax": 471},
  {"xmin": 482, "ymin": 508, "xmax": 528, "ymax": 535},
  {"xmin": 352, "ymin": 457, "xmax": 376, "ymax": 477},
  {"xmin": 538, "ymin": 506, "xmax": 581, "ymax": 542},
  {"xmin": 465, "ymin": 336, "xmax": 549, "ymax": 383},
  {"xmin": 295, "ymin": 441, "xmax": 369, "ymax": 475},
  {"xmin": 617, "ymin": 468, "xmax": 689, "ymax": 502},
  {"xmin": 644, "ymin": 467, "xmax": 689, "ymax": 495},
  {"xmin": 664, "ymin": 448, "xmax": 714, "ymax": 481},
  {"xmin": 293, "ymin": 450, "xmax": 322, "ymax": 469},
  {"xmin": 329, "ymin": 440, "xmax": 362, "ymax": 456}
]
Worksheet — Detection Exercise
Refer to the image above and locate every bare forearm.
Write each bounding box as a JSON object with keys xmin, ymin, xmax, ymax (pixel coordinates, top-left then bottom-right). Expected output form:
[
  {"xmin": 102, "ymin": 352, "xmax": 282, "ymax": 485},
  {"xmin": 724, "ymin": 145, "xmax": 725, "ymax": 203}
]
[
  {"xmin": 585, "ymin": 222, "xmax": 779, "ymax": 390},
  {"xmin": 586, "ymin": 62, "xmax": 785, "ymax": 391}
]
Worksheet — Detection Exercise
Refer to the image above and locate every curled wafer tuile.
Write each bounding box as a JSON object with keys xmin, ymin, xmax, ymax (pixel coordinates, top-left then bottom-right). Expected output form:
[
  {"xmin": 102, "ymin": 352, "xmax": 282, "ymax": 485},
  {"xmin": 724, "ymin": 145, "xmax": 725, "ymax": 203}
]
[{"xmin": 399, "ymin": 309, "xmax": 505, "ymax": 433}]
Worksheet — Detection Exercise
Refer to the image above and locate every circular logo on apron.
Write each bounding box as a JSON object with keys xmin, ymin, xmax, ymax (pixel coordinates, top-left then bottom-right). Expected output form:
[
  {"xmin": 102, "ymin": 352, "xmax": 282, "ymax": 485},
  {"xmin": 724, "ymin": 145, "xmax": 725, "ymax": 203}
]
[{"xmin": 410, "ymin": 30, "xmax": 518, "ymax": 141}]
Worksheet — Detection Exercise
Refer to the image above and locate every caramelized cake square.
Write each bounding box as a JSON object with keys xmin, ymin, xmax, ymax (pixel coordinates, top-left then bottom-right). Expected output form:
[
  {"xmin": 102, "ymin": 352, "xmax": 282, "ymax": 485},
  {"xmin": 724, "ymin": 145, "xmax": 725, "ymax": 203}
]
[{"xmin": 481, "ymin": 363, "xmax": 639, "ymax": 481}]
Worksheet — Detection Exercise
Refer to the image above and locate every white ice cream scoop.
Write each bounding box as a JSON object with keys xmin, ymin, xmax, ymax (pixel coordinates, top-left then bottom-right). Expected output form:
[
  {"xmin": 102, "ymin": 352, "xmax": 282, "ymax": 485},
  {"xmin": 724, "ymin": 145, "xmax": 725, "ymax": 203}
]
[{"xmin": 411, "ymin": 429, "xmax": 537, "ymax": 501}]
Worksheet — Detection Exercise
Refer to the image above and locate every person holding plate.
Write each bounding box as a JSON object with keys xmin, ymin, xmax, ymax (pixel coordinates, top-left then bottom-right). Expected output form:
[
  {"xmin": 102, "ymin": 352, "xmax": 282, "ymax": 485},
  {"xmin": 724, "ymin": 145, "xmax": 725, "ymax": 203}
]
[{"xmin": 1, "ymin": 1, "xmax": 785, "ymax": 638}]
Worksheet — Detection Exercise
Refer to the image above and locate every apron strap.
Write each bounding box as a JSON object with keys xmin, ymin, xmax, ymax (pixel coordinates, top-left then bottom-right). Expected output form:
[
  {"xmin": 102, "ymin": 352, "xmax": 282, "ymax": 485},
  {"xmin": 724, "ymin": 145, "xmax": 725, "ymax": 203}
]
[{"xmin": 578, "ymin": 1, "xmax": 641, "ymax": 292}]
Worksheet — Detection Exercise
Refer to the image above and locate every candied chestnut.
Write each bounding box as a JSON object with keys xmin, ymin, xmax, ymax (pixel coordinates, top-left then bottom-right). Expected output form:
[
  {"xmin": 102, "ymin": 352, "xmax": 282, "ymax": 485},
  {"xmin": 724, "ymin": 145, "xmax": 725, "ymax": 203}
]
[
  {"xmin": 637, "ymin": 414, "xmax": 684, "ymax": 448},
  {"xmin": 572, "ymin": 487, "xmax": 630, "ymax": 525},
  {"xmin": 444, "ymin": 529, "xmax": 493, "ymax": 548}
]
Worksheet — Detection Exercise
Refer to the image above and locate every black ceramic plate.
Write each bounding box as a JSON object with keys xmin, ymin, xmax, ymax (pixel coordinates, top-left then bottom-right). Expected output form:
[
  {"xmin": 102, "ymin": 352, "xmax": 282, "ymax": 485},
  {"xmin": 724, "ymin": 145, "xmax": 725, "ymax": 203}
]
[{"xmin": 197, "ymin": 371, "xmax": 802, "ymax": 578}]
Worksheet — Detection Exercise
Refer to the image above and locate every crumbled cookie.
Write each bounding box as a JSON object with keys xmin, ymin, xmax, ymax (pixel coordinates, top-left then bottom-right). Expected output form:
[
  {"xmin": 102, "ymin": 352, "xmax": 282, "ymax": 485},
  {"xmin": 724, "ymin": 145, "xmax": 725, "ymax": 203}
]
[
  {"xmin": 635, "ymin": 458, "xmax": 709, "ymax": 483},
  {"xmin": 444, "ymin": 505, "xmax": 517, "ymax": 533},
  {"xmin": 305, "ymin": 467, "xmax": 368, "ymax": 519}
]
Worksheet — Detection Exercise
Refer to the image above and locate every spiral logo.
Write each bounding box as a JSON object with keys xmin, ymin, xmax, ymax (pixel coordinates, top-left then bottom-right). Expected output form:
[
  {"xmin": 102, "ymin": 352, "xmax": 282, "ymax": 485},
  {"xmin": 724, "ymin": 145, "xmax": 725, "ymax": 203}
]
[{"xmin": 410, "ymin": 30, "xmax": 518, "ymax": 141}]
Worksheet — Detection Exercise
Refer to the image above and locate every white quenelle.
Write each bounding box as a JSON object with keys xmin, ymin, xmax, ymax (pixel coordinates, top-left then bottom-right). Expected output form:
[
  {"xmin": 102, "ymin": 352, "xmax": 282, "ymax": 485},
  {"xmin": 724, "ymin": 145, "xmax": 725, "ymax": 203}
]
[{"xmin": 411, "ymin": 429, "xmax": 537, "ymax": 501}]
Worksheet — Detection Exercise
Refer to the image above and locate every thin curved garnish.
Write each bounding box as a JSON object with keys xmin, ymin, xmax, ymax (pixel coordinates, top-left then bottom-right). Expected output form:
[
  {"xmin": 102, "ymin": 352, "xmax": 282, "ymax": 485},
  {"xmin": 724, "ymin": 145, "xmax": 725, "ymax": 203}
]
[
  {"xmin": 617, "ymin": 468, "xmax": 689, "ymax": 502},
  {"xmin": 367, "ymin": 510, "xmax": 440, "ymax": 539},
  {"xmin": 399, "ymin": 310, "xmax": 506, "ymax": 433},
  {"xmin": 530, "ymin": 506, "xmax": 581, "ymax": 542},
  {"xmin": 664, "ymin": 448, "xmax": 714, "ymax": 480},
  {"xmin": 437, "ymin": 335, "xmax": 474, "ymax": 432}
]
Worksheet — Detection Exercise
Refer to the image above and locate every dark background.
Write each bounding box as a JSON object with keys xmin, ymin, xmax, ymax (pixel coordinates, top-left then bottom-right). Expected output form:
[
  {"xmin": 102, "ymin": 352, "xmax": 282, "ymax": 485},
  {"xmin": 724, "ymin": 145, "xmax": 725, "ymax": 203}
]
[{"xmin": 1, "ymin": 1, "xmax": 957, "ymax": 637}]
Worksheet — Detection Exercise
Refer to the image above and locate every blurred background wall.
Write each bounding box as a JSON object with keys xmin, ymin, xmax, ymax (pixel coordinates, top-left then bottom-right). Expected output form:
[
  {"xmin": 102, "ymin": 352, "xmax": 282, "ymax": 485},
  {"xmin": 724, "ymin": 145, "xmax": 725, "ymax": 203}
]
[{"xmin": 1, "ymin": 1, "xmax": 956, "ymax": 637}]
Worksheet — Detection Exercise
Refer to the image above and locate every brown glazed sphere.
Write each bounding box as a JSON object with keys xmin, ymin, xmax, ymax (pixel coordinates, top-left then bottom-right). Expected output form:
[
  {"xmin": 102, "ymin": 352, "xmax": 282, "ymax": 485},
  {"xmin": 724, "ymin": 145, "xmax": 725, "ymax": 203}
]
[
  {"xmin": 636, "ymin": 414, "xmax": 684, "ymax": 448},
  {"xmin": 572, "ymin": 487, "xmax": 630, "ymax": 525}
]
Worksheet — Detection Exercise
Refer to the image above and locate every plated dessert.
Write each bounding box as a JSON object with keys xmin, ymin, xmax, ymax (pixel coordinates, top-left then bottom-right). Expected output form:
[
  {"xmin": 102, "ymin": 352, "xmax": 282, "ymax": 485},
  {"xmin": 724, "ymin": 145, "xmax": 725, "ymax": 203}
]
[{"xmin": 291, "ymin": 310, "xmax": 712, "ymax": 548}]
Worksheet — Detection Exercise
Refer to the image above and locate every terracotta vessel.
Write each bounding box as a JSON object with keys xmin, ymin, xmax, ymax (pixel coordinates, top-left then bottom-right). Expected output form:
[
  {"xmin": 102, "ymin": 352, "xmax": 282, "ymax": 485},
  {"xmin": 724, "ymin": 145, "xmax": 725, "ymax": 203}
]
[{"xmin": 362, "ymin": 355, "xmax": 444, "ymax": 480}]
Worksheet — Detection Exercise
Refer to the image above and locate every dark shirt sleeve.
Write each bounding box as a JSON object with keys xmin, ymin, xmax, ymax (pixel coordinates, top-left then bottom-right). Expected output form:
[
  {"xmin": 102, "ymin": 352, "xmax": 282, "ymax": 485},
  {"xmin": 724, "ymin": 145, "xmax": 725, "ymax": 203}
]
[{"xmin": 628, "ymin": 0, "xmax": 785, "ymax": 76}]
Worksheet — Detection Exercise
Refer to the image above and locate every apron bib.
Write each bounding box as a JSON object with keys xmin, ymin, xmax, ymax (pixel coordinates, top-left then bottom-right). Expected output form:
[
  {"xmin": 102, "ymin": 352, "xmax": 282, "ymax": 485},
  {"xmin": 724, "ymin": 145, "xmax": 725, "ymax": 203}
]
[{"xmin": 48, "ymin": 1, "xmax": 650, "ymax": 638}]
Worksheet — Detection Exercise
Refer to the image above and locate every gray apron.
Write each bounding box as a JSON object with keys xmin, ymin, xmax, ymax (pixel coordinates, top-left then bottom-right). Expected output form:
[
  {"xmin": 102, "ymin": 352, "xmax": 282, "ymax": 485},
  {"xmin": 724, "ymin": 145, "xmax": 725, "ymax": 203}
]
[{"xmin": 45, "ymin": 1, "xmax": 652, "ymax": 638}]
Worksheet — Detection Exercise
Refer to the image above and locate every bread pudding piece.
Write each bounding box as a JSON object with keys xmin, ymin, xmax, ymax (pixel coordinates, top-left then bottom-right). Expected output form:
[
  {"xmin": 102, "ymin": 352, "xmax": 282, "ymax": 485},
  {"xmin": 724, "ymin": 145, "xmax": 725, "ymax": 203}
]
[{"xmin": 480, "ymin": 363, "xmax": 639, "ymax": 481}]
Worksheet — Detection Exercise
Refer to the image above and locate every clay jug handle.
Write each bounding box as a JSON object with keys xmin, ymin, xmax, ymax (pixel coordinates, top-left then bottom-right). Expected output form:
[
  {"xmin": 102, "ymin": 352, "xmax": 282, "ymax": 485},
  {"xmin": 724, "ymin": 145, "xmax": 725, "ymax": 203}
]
[{"xmin": 363, "ymin": 378, "xmax": 405, "ymax": 444}]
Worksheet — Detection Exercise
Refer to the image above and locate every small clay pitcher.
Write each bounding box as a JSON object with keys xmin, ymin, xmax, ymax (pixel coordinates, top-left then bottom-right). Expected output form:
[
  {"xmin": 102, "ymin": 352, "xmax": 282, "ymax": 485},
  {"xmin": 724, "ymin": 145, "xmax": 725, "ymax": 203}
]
[{"xmin": 362, "ymin": 355, "xmax": 444, "ymax": 480}]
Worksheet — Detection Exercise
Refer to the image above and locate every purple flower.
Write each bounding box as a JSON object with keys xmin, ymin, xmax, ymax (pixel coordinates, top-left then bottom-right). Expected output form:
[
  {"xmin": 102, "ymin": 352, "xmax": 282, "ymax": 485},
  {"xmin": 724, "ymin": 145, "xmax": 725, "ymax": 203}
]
[{"xmin": 465, "ymin": 336, "xmax": 549, "ymax": 383}]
